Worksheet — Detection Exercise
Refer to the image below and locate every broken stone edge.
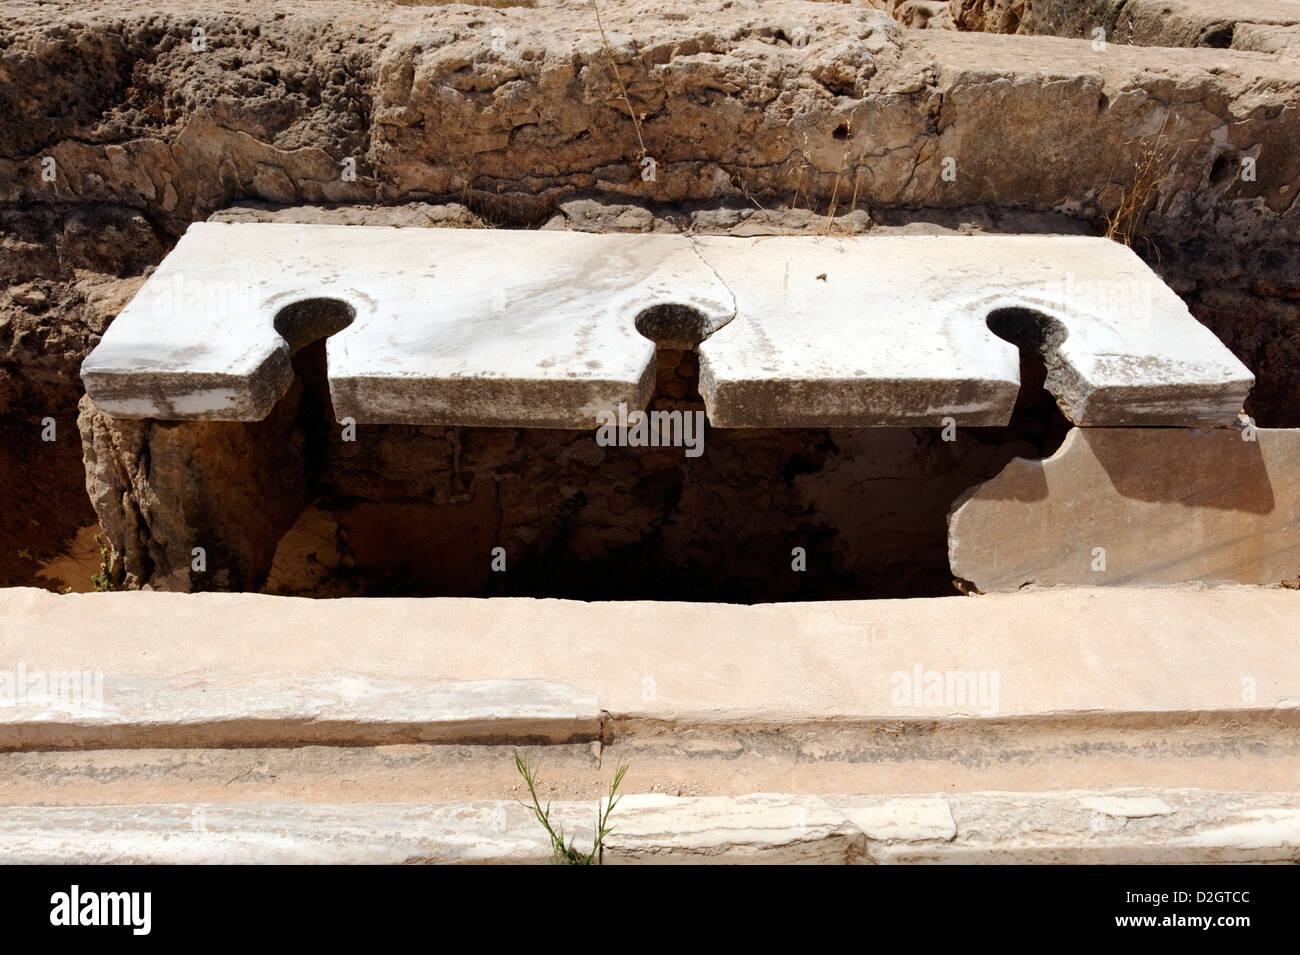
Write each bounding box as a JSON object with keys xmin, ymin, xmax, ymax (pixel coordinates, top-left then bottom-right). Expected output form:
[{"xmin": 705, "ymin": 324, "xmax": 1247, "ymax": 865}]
[
  {"xmin": 80, "ymin": 359, "xmax": 293, "ymax": 424},
  {"xmin": 1047, "ymin": 361, "xmax": 1255, "ymax": 427}
]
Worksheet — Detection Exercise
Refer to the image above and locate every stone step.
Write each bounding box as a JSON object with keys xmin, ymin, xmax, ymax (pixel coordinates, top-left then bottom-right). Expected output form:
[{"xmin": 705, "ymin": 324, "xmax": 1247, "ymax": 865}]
[
  {"xmin": 80, "ymin": 225, "xmax": 1252, "ymax": 429},
  {"xmin": 2, "ymin": 586, "xmax": 1296, "ymax": 749},
  {"xmin": 2, "ymin": 789, "xmax": 1296, "ymax": 864},
  {"xmin": 0, "ymin": 675, "xmax": 600, "ymax": 750}
]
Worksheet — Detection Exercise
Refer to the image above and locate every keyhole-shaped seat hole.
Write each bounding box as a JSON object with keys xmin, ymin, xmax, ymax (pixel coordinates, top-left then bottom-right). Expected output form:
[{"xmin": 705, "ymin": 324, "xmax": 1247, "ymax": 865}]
[
  {"xmin": 634, "ymin": 304, "xmax": 713, "ymax": 350},
  {"xmin": 986, "ymin": 306, "xmax": 1068, "ymax": 357},
  {"xmin": 986, "ymin": 306, "xmax": 1073, "ymax": 457},
  {"xmin": 274, "ymin": 297, "xmax": 357, "ymax": 354}
]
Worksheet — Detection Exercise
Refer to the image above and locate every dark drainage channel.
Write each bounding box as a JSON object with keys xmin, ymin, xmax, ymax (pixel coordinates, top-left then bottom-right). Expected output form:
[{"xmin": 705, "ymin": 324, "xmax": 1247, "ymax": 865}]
[{"xmin": 266, "ymin": 347, "xmax": 1070, "ymax": 602}]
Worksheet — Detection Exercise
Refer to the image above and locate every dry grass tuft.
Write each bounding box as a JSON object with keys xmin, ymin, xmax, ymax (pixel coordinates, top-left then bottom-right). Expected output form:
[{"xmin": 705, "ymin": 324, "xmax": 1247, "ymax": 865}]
[{"xmin": 1103, "ymin": 113, "xmax": 1189, "ymax": 253}]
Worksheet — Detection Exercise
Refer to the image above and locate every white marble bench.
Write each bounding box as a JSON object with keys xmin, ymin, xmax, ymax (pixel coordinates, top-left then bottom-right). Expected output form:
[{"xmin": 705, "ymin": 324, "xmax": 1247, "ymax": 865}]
[{"xmin": 81, "ymin": 223, "xmax": 1253, "ymax": 428}]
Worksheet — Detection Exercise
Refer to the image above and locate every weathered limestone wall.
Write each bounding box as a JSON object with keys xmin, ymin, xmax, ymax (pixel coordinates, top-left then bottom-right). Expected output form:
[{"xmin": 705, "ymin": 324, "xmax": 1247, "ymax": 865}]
[
  {"xmin": 79, "ymin": 333, "xmax": 1065, "ymax": 596},
  {"xmin": 3, "ymin": 0, "xmax": 1298, "ymax": 589},
  {"xmin": 6, "ymin": 2, "xmax": 1297, "ymax": 242},
  {"xmin": 957, "ymin": 0, "xmax": 1300, "ymax": 56}
]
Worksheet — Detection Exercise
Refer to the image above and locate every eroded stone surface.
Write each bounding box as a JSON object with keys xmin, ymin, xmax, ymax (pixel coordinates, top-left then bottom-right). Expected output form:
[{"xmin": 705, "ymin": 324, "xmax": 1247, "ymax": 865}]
[
  {"xmin": 2, "ymin": 789, "xmax": 1296, "ymax": 864},
  {"xmin": 78, "ymin": 356, "xmax": 1047, "ymax": 594},
  {"xmin": 1079, "ymin": 795, "xmax": 1174, "ymax": 819},
  {"xmin": 76, "ymin": 390, "xmax": 309, "ymax": 593},
  {"xmin": 949, "ymin": 427, "xmax": 1300, "ymax": 590},
  {"xmin": 604, "ymin": 793, "xmax": 863, "ymax": 863},
  {"xmin": 828, "ymin": 794, "xmax": 958, "ymax": 842},
  {"xmin": 901, "ymin": 789, "xmax": 1300, "ymax": 864},
  {"xmin": 976, "ymin": 0, "xmax": 1300, "ymax": 55},
  {"xmin": 952, "ymin": 0, "xmax": 1030, "ymax": 34},
  {"xmin": 0, "ymin": 801, "xmax": 585, "ymax": 865}
]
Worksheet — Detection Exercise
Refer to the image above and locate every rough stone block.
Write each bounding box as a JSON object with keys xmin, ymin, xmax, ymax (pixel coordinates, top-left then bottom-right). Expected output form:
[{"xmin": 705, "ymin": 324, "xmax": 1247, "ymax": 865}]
[
  {"xmin": 894, "ymin": 789, "xmax": 1300, "ymax": 865},
  {"xmin": 828, "ymin": 794, "xmax": 958, "ymax": 843},
  {"xmin": 0, "ymin": 801, "xmax": 585, "ymax": 865},
  {"xmin": 949, "ymin": 427, "xmax": 1300, "ymax": 589},
  {"xmin": 4, "ymin": 790, "xmax": 1297, "ymax": 864},
  {"xmin": 603, "ymin": 793, "xmax": 865, "ymax": 864}
]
